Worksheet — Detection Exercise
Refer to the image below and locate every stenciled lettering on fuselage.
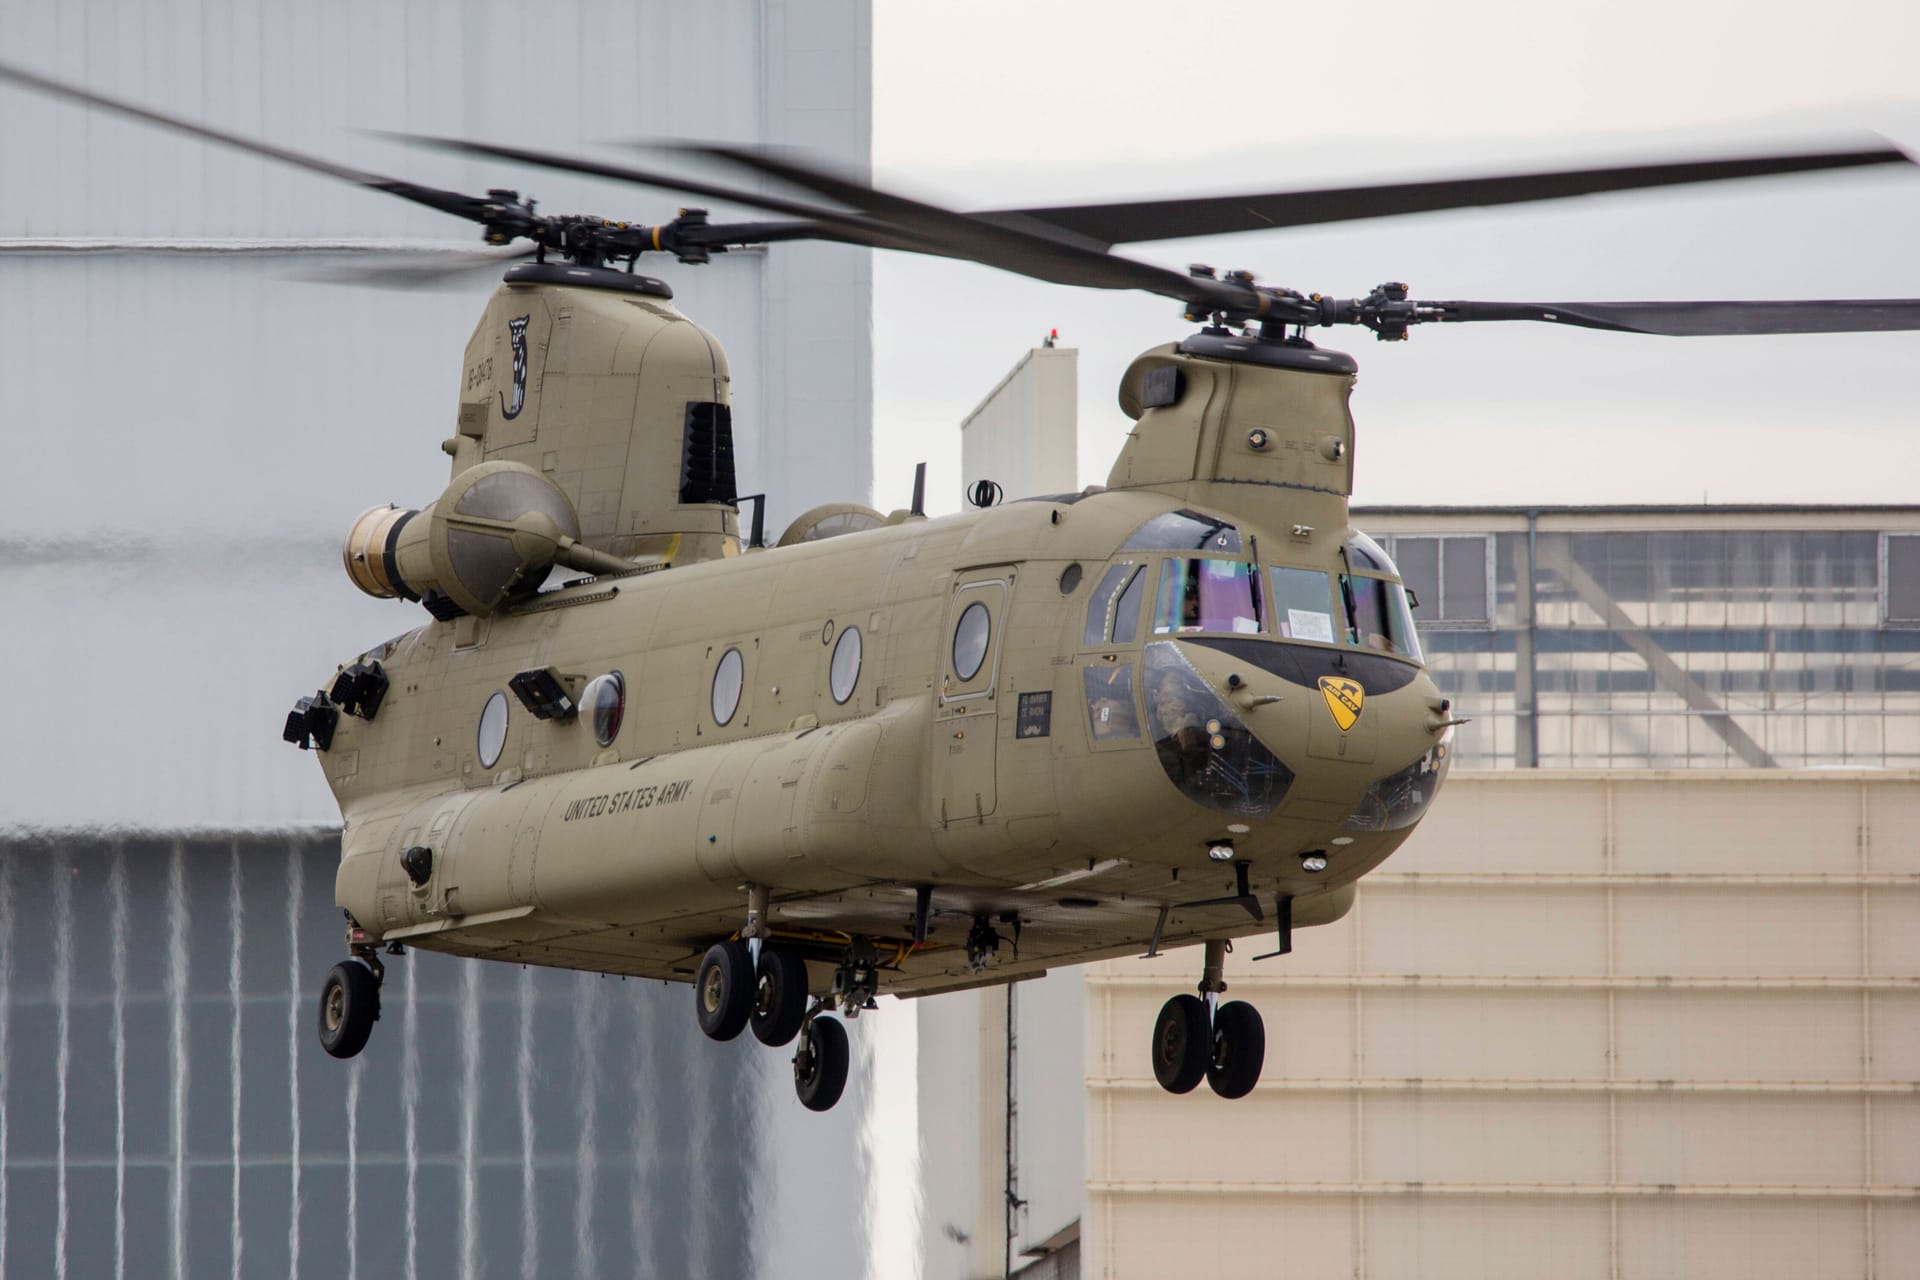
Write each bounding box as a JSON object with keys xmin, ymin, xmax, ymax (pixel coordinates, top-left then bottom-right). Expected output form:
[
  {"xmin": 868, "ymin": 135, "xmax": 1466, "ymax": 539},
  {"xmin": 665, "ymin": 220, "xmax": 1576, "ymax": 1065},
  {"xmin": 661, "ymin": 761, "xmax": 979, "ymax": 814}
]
[
  {"xmin": 499, "ymin": 315, "xmax": 530, "ymax": 420},
  {"xmin": 560, "ymin": 779, "xmax": 694, "ymax": 823}
]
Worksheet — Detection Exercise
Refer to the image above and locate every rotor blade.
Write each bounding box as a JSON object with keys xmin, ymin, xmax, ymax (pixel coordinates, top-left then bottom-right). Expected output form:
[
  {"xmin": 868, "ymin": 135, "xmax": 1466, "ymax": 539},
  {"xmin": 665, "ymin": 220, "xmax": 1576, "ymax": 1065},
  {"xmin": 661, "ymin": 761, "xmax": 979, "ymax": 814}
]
[
  {"xmin": 1435, "ymin": 298, "xmax": 1920, "ymax": 336},
  {"xmin": 684, "ymin": 143, "xmax": 1242, "ymax": 307},
  {"xmin": 385, "ymin": 134, "xmax": 928, "ymax": 252},
  {"xmin": 391, "ymin": 134, "xmax": 839, "ymax": 221},
  {"xmin": 993, "ymin": 145, "xmax": 1915, "ymax": 248},
  {"xmin": 291, "ymin": 246, "xmax": 537, "ymax": 289},
  {"xmin": 0, "ymin": 60, "xmax": 508, "ymax": 226}
]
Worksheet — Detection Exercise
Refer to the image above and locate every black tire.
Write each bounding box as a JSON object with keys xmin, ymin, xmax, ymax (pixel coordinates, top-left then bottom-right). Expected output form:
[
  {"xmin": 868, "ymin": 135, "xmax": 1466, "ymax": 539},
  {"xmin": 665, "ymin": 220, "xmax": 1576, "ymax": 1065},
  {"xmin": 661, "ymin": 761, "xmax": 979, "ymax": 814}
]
[
  {"xmin": 694, "ymin": 940, "xmax": 755, "ymax": 1041},
  {"xmin": 1207, "ymin": 999, "xmax": 1266, "ymax": 1100},
  {"xmin": 794, "ymin": 1015, "xmax": 851, "ymax": 1112},
  {"xmin": 751, "ymin": 946, "xmax": 811, "ymax": 1047},
  {"xmin": 317, "ymin": 961, "xmax": 380, "ymax": 1060},
  {"xmin": 1150, "ymin": 993, "xmax": 1210, "ymax": 1094}
]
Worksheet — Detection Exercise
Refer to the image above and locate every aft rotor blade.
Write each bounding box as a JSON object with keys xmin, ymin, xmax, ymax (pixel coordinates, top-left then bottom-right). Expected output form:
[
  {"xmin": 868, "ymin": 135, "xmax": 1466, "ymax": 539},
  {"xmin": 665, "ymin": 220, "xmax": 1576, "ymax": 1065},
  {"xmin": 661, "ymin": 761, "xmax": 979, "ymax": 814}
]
[
  {"xmin": 1436, "ymin": 298, "xmax": 1920, "ymax": 336},
  {"xmin": 994, "ymin": 145, "xmax": 1914, "ymax": 248},
  {"xmin": 685, "ymin": 143, "xmax": 1241, "ymax": 307},
  {"xmin": 293, "ymin": 246, "xmax": 537, "ymax": 288},
  {"xmin": 0, "ymin": 60, "xmax": 508, "ymax": 226}
]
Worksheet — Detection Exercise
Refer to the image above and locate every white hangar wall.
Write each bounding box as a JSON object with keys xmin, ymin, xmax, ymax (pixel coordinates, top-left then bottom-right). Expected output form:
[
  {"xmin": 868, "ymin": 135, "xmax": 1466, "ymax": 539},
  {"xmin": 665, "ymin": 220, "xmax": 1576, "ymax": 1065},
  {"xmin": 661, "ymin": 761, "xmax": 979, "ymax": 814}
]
[
  {"xmin": 1083, "ymin": 770, "xmax": 1920, "ymax": 1280},
  {"xmin": 0, "ymin": 0, "xmax": 873, "ymax": 829},
  {"xmin": 0, "ymin": 6, "xmax": 889, "ymax": 1279}
]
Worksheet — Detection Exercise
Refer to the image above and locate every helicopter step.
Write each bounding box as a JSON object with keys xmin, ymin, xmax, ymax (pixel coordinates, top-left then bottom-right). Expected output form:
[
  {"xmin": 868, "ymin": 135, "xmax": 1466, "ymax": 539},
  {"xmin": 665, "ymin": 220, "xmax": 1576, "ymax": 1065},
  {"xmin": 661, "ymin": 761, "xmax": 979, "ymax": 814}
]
[{"xmin": 1150, "ymin": 937, "xmax": 1265, "ymax": 1099}]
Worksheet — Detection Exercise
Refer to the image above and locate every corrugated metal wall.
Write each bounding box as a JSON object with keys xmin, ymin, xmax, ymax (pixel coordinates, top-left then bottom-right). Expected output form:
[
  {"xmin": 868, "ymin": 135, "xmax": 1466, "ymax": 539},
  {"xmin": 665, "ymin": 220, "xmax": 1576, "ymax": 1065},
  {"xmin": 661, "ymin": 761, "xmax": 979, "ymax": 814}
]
[
  {"xmin": 0, "ymin": 831, "xmax": 876, "ymax": 1280},
  {"xmin": 1085, "ymin": 772, "xmax": 1920, "ymax": 1279}
]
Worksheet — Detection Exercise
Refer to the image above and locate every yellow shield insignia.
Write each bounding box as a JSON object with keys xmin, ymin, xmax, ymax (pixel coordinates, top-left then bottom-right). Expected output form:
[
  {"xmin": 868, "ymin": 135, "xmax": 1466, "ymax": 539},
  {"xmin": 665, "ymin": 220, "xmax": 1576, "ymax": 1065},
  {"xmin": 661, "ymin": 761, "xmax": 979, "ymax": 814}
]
[{"xmin": 1317, "ymin": 676, "xmax": 1365, "ymax": 732}]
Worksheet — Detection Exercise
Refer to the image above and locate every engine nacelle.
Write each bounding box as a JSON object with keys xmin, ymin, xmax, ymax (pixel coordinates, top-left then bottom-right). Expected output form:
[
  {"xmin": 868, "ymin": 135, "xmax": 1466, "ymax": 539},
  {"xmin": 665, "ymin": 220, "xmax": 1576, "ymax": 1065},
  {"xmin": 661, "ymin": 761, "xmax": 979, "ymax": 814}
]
[{"xmin": 343, "ymin": 461, "xmax": 630, "ymax": 617}]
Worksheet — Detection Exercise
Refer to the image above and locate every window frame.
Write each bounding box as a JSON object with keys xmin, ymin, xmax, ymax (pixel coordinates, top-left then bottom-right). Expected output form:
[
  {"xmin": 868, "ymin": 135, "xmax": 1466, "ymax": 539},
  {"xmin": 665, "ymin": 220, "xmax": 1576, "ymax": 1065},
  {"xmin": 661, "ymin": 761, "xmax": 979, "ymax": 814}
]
[
  {"xmin": 1880, "ymin": 531, "xmax": 1920, "ymax": 627},
  {"xmin": 1386, "ymin": 532, "xmax": 1495, "ymax": 630}
]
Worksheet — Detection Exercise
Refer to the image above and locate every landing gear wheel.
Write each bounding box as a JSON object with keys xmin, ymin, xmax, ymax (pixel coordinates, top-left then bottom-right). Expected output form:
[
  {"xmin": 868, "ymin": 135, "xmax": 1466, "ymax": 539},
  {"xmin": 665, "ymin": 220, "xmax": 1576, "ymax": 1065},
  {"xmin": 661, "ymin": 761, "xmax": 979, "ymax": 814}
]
[
  {"xmin": 1150, "ymin": 993, "xmax": 1210, "ymax": 1094},
  {"xmin": 694, "ymin": 940, "xmax": 754, "ymax": 1041},
  {"xmin": 794, "ymin": 1015, "xmax": 851, "ymax": 1112},
  {"xmin": 317, "ymin": 961, "xmax": 380, "ymax": 1060},
  {"xmin": 751, "ymin": 946, "xmax": 810, "ymax": 1047},
  {"xmin": 1206, "ymin": 1000, "xmax": 1266, "ymax": 1099}
]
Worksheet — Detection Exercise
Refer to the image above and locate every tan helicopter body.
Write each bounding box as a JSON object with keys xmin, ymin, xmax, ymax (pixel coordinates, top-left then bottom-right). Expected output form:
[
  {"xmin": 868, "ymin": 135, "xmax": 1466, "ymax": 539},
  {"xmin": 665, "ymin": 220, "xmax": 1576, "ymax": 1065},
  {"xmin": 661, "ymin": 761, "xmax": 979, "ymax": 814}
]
[
  {"xmin": 307, "ymin": 266, "xmax": 1450, "ymax": 1106},
  {"xmin": 323, "ymin": 270, "xmax": 1445, "ymax": 984},
  {"xmin": 10, "ymin": 59, "xmax": 1918, "ymax": 1109}
]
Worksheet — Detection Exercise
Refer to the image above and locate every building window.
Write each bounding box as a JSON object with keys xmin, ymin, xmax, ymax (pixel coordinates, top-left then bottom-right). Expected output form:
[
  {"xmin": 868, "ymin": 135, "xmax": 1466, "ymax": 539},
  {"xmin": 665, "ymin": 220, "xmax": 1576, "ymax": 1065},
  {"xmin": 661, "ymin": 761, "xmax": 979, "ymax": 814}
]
[
  {"xmin": 1391, "ymin": 535, "xmax": 1491, "ymax": 626},
  {"xmin": 1884, "ymin": 533, "xmax": 1920, "ymax": 625}
]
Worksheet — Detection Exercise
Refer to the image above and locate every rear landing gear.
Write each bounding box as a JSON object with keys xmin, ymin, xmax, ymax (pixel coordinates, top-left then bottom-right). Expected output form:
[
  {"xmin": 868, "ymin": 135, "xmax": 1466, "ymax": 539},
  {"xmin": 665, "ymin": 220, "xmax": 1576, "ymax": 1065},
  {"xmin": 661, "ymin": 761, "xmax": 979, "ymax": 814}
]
[
  {"xmin": 1150, "ymin": 938, "xmax": 1266, "ymax": 1099},
  {"xmin": 318, "ymin": 958, "xmax": 381, "ymax": 1059}
]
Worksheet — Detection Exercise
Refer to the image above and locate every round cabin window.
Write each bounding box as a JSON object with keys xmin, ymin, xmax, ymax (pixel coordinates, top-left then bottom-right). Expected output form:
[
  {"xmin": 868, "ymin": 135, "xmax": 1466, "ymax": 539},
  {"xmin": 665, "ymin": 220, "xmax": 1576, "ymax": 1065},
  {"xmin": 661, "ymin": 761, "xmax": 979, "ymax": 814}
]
[
  {"xmin": 952, "ymin": 601, "xmax": 991, "ymax": 682},
  {"xmin": 711, "ymin": 648, "xmax": 744, "ymax": 726},
  {"xmin": 830, "ymin": 626, "xmax": 862, "ymax": 704},
  {"xmin": 583, "ymin": 671, "xmax": 625, "ymax": 747},
  {"xmin": 477, "ymin": 690, "xmax": 509, "ymax": 768}
]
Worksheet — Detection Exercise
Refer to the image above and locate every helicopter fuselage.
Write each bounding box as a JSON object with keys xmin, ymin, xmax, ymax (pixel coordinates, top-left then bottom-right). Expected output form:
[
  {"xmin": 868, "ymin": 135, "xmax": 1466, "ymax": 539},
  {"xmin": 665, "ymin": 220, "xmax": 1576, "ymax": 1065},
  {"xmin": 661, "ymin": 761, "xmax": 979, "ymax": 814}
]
[{"xmin": 313, "ymin": 292, "xmax": 1452, "ymax": 997}]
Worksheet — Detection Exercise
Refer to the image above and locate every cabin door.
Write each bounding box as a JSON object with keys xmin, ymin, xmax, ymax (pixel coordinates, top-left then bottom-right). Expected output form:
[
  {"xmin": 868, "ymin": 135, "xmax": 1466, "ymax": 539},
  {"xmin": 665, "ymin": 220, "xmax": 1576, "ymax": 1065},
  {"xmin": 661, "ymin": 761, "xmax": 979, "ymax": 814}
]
[{"xmin": 934, "ymin": 568, "xmax": 1015, "ymax": 826}]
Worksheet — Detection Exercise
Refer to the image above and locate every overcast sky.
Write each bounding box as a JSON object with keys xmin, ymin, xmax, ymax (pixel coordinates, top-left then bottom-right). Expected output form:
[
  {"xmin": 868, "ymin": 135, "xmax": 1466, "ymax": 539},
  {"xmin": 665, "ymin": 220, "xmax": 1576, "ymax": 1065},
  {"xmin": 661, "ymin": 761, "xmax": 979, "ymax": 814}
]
[{"xmin": 867, "ymin": 1, "xmax": 1920, "ymax": 513}]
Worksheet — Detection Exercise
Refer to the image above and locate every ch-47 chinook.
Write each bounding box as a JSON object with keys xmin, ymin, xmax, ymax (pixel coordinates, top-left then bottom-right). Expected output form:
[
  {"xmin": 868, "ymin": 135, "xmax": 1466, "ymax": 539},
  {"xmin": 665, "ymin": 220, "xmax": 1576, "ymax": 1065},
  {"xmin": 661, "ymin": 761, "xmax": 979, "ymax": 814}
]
[{"xmin": 14, "ymin": 64, "xmax": 1920, "ymax": 1113}]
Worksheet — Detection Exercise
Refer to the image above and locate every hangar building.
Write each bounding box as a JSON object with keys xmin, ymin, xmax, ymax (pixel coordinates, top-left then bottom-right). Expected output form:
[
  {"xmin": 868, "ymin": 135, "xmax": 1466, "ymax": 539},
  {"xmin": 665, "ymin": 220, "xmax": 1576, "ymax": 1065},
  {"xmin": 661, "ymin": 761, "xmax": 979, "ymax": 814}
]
[{"xmin": 0, "ymin": 3, "xmax": 881, "ymax": 1277}]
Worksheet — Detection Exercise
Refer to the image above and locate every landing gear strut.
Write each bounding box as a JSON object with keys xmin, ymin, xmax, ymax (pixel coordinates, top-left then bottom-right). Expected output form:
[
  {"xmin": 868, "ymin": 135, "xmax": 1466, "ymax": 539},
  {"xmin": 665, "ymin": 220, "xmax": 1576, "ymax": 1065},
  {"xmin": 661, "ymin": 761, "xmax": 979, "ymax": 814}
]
[{"xmin": 1149, "ymin": 938, "xmax": 1266, "ymax": 1099}]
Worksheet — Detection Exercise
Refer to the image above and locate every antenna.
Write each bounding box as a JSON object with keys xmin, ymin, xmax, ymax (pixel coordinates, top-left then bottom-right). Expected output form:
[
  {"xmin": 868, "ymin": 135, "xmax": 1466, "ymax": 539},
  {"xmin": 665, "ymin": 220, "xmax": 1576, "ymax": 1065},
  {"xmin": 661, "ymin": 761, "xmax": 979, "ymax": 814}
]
[
  {"xmin": 737, "ymin": 493, "xmax": 767, "ymax": 548},
  {"xmin": 910, "ymin": 463, "xmax": 926, "ymax": 517}
]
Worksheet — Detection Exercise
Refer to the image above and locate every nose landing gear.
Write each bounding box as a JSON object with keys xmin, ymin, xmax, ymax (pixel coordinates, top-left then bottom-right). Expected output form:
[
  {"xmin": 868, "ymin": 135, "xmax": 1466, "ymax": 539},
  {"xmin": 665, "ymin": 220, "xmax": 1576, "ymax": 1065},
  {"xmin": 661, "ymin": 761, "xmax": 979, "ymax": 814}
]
[{"xmin": 1150, "ymin": 938, "xmax": 1266, "ymax": 1099}]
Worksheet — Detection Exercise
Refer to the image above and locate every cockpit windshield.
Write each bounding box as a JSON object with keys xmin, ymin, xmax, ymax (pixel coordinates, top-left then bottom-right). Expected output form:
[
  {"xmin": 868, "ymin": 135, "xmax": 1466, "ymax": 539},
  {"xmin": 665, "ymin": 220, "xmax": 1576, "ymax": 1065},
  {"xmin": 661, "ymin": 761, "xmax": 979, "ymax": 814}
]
[
  {"xmin": 1153, "ymin": 558, "xmax": 1264, "ymax": 635},
  {"xmin": 1123, "ymin": 511, "xmax": 1242, "ymax": 554}
]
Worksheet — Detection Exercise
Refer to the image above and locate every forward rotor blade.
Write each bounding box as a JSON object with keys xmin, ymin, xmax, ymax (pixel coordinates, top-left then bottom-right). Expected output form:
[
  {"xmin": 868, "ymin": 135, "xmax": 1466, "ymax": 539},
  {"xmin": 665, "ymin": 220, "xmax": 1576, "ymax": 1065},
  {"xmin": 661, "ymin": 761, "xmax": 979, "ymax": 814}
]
[
  {"xmin": 995, "ymin": 145, "xmax": 1914, "ymax": 248},
  {"xmin": 1436, "ymin": 298, "xmax": 1920, "ymax": 336},
  {"xmin": 684, "ymin": 144, "xmax": 1241, "ymax": 307},
  {"xmin": 0, "ymin": 60, "xmax": 507, "ymax": 226}
]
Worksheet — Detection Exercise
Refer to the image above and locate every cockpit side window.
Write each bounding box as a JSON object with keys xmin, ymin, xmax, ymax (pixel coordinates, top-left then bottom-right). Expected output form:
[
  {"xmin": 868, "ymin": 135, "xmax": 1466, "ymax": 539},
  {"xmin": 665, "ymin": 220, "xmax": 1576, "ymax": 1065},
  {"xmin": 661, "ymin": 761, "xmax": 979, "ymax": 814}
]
[
  {"xmin": 1084, "ymin": 563, "xmax": 1147, "ymax": 646},
  {"xmin": 1339, "ymin": 573, "xmax": 1423, "ymax": 660},
  {"xmin": 1153, "ymin": 558, "xmax": 1264, "ymax": 636},
  {"xmin": 1123, "ymin": 511, "xmax": 1242, "ymax": 554}
]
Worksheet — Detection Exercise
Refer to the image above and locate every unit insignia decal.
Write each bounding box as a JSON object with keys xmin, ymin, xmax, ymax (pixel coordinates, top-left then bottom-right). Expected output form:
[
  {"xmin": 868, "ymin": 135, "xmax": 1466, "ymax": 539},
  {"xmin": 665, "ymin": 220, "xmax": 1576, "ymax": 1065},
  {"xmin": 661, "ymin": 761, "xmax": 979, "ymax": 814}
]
[
  {"xmin": 1317, "ymin": 676, "xmax": 1364, "ymax": 732},
  {"xmin": 499, "ymin": 315, "xmax": 530, "ymax": 420}
]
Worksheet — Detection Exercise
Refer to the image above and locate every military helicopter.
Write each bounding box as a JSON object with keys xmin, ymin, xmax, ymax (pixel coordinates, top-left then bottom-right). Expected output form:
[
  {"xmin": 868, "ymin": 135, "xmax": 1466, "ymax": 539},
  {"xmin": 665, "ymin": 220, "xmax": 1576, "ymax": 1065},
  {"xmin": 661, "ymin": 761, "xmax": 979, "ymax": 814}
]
[{"xmin": 11, "ymin": 62, "xmax": 1920, "ymax": 1114}]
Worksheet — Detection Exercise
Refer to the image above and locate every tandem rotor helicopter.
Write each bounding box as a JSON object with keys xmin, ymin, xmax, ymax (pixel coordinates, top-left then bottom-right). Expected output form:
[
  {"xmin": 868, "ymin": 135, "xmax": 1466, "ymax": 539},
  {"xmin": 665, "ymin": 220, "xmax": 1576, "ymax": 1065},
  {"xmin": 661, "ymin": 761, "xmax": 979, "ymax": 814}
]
[{"xmin": 11, "ymin": 62, "xmax": 1920, "ymax": 1114}]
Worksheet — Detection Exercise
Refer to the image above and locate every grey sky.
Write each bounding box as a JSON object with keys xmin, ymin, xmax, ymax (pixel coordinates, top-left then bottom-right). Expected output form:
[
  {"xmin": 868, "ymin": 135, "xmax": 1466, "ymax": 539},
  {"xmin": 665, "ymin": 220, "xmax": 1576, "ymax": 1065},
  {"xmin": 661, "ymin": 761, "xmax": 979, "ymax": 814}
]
[{"xmin": 868, "ymin": 2, "xmax": 1920, "ymax": 511}]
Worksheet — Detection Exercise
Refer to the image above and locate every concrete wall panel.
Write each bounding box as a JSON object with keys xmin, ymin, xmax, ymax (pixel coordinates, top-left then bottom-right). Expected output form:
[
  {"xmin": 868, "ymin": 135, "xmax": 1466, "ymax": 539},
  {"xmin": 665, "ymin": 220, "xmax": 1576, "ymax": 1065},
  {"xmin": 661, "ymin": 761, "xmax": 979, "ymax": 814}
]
[
  {"xmin": 1361, "ymin": 885, "xmax": 1610, "ymax": 978},
  {"xmin": 1361, "ymin": 989, "xmax": 1610, "ymax": 1081},
  {"xmin": 1615, "ymin": 990, "xmax": 1866, "ymax": 1082},
  {"xmin": 1617, "ymin": 1095, "xmax": 1865, "ymax": 1187},
  {"xmin": 1401, "ymin": 779, "xmax": 1609, "ymax": 873},
  {"xmin": 1617, "ymin": 1200, "xmax": 1870, "ymax": 1280},
  {"xmin": 1363, "ymin": 1094, "xmax": 1614, "ymax": 1185},
  {"xmin": 1100, "ymin": 1090, "xmax": 1355, "ymax": 1185},
  {"xmin": 1610, "ymin": 778, "xmax": 1862, "ymax": 872},
  {"xmin": 1365, "ymin": 1197, "xmax": 1613, "ymax": 1280},
  {"xmin": 1612, "ymin": 886, "xmax": 1862, "ymax": 978},
  {"xmin": 1099, "ymin": 1195, "xmax": 1353, "ymax": 1280}
]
